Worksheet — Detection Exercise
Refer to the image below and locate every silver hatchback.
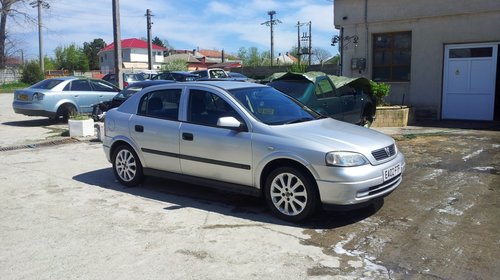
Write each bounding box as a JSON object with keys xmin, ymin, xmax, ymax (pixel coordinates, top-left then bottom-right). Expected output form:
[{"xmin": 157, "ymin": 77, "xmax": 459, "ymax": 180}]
[{"xmin": 103, "ymin": 81, "xmax": 405, "ymax": 222}]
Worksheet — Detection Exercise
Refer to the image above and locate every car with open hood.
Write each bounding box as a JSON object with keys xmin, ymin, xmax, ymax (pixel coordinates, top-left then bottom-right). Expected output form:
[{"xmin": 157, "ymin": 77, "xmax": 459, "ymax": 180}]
[{"xmin": 266, "ymin": 72, "xmax": 376, "ymax": 126}]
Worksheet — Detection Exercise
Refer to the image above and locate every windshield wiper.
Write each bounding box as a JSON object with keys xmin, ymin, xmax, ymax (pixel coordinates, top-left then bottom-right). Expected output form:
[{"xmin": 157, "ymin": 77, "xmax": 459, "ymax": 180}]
[{"xmin": 284, "ymin": 117, "xmax": 313, "ymax": 124}]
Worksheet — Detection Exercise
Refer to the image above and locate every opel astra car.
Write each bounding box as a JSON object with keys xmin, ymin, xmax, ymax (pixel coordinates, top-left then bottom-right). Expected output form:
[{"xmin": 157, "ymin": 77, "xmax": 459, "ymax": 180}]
[
  {"xmin": 267, "ymin": 72, "xmax": 376, "ymax": 127},
  {"xmin": 13, "ymin": 77, "xmax": 120, "ymax": 121},
  {"xmin": 103, "ymin": 81, "xmax": 405, "ymax": 222}
]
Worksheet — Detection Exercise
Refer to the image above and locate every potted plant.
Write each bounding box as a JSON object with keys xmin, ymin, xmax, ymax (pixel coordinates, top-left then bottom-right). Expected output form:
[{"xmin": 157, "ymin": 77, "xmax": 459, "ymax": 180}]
[
  {"xmin": 370, "ymin": 81, "xmax": 413, "ymax": 127},
  {"xmin": 68, "ymin": 113, "xmax": 94, "ymax": 137}
]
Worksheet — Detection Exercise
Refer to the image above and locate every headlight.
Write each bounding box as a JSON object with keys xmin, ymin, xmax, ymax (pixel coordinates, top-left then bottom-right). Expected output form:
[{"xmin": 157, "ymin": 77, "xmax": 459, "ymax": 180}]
[{"xmin": 326, "ymin": 151, "xmax": 369, "ymax": 167}]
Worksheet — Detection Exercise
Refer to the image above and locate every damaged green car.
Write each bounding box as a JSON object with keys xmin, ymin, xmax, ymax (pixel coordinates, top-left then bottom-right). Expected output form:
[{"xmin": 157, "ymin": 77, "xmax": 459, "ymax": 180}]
[{"xmin": 266, "ymin": 72, "xmax": 376, "ymax": 127}]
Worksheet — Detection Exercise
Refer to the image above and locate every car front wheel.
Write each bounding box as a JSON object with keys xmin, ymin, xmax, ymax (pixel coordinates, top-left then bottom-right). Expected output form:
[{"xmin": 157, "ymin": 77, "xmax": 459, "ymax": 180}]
[
  {"xmin": 265, "ymin": 167, "xmax": 318, "ymax": 222},
  {"xmin": 112, "ymin": 144, "xmax": 143, "ymax": 187}
]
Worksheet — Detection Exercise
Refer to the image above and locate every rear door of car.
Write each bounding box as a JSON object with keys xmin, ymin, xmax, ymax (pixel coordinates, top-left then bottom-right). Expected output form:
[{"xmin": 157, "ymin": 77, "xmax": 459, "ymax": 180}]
[
  {"xmin": 128, "ymin": 88, "xmax": 183, "ymax": 173},
  {"xmin": 178, "ymin": 87, "xmax": 253, "ymax": 187},
  {"xmin": 65, "ymin": 80, "xmax": 96, "ymax": 113},
  {"xmin": 315, "ymin": 77, "xmax": 343, "ymax": 120}
]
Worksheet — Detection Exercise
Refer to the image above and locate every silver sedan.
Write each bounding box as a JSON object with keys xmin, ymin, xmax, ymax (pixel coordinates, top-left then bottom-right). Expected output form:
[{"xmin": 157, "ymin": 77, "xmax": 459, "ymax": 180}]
[{"xmin": 103, "ymin": 81, "xmax": 405, "ymax": 222}]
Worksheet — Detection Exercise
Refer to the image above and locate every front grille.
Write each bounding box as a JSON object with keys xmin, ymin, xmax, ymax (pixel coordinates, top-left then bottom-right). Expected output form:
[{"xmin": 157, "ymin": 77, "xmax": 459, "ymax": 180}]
[
  {"xmin": 356, "ymin": 174, "xmax": 402, "ymax": 198},
  {"xmin": 372, "ymin": 144, "xmax": 396, "ymax": 161}
]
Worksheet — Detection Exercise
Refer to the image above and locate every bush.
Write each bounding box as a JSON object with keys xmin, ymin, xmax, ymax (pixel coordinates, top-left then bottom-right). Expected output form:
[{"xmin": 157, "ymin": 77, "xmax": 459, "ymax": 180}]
[
  {"xmin": 21, "ymin": 61, "xmax": 44, "ymax": 85},
  {"xmin": 370, "ymin": 80, "xmax": 391, "ymax": 106},
  {"xmin": 288, "ymin": 62, "xmax": 307, "ymax": 73}
]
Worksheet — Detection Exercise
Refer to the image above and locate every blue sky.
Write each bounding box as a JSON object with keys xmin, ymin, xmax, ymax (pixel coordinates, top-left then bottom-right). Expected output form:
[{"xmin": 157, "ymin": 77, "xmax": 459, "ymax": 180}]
[{"xmin": 10, "ymin": 0, "xmax": 339, "ymax": 60}]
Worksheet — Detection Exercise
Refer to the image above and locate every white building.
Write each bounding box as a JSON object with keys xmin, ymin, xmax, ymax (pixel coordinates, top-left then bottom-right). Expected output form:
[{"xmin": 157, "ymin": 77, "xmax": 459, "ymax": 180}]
[
  {"xmin": 98, "ymin": 38, "xmax": 167, "ymax": 73},
  {"xmin": 334, "ymin": 0, "xmax": 500, "ymax": 121}
]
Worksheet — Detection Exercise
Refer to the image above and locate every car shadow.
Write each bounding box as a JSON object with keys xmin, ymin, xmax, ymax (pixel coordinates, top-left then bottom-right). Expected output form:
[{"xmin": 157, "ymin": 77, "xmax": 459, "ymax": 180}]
[
  {"xmin": 73, "ymin": 168, "xmax": 383, "ymax": 229},
  {"xmin": 2, "ymin": 118, "xmax": 59, "ymax": 127}
]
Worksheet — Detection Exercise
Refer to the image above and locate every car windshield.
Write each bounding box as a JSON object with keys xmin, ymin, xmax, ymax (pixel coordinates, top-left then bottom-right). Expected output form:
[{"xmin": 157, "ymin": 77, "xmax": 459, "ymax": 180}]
[
  {"xmin": 268, "ymin": 80, "xmax": 315, "ymax": 99},
  {"xmin": 228, "ymin": 87, "xmax": 321, "ymax": 125},
  {"xmin": 30, "ymin": 79, "xmax": 64, "ymax": 89}
]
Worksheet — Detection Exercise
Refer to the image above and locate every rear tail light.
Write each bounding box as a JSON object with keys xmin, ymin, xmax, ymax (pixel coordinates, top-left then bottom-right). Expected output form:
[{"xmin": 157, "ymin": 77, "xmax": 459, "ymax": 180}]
[{"xmin": 124, "ymin": 82, "xmax": 129, "ymax": 87}]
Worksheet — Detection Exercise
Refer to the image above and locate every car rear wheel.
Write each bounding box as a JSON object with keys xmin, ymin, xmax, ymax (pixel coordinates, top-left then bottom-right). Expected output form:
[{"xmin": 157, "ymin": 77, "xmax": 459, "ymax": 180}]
[
  {"xmin": 112, "ymin": 144, "xmax": 143, "ymax": 187},
  {"xmin": 265, "ymin": 167, "xmax": 318, "ymax": 222},
  {"xmin": 56, "ymin": 104, "xmax": 76, "ymax": 122}
]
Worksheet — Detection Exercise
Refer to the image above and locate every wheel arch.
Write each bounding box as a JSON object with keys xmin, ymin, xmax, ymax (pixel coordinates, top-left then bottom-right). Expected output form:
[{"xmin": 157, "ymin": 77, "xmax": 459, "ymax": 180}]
[
  {"xmin": 258, "ymin": 158, "xmax": 319, "ymax": 197},
  {"xmin": 109, "ymin": 138, "xmax": 145, "ymax": 168}
]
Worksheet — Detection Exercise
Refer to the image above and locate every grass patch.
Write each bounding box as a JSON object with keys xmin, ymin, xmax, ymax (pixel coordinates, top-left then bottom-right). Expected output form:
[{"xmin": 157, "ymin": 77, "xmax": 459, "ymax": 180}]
[{"xmin": 0, "ymin": 82, "xmax": 29, "ymax": 93}]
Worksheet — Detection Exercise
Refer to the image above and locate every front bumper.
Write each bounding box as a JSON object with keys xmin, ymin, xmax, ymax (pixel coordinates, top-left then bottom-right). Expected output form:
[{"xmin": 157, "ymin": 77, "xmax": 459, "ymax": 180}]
[{"xmin": 316, "ymin": 152, "xmax": 405, "ymax": 205}]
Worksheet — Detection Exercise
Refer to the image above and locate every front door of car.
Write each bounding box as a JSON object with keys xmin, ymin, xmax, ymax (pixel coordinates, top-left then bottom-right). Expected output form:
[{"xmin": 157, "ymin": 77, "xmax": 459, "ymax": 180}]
[
  {"xmin": 128, "ymin": 88, "xmax": 182, "ymax": 173},
  {"xmin": 179, "ymin": 88, "xmax": 253, "ymax": 187},
  {"xmin": 315, "ymin": 77, "xmax": 342, "ymax": 120},
  {"xmin": 90, "ymin": 79, "xmax": 120, "ymax": 104},
  {"xmin": 338, "ymin": 85, "xmax": 364, "ymax": 124}
]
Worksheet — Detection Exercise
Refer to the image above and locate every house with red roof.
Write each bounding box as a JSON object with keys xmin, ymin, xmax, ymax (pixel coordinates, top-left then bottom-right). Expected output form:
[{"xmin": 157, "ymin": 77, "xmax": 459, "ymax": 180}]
[{"xmin": 98, "ymin": 38, "xmax": 167, "ymax": 73}]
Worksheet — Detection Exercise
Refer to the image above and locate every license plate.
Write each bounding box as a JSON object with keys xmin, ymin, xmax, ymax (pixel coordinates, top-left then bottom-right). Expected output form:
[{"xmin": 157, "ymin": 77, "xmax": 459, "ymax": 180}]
[
  {"xmin": 383, "ymin": 163, "xmax": 401, "ymax": 181},
  {"xmin": 18, "ymin": 94, "xmax": 28, "ymax": 101}
]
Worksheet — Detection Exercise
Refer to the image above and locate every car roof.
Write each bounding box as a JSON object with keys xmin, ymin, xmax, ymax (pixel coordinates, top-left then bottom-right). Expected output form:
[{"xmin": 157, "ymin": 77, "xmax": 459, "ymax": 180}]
[
  {"xmin": 187, "ymin": 81, "xmax": 266, "ymax": 90},
  {"xmin": 126, "ymin": 80, "xmax": 175, "ymax": 88}
]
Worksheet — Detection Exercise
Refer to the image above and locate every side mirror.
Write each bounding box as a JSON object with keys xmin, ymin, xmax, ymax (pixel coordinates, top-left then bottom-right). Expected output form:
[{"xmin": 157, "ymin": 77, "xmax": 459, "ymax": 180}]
[{"xmin": 217, "ymin": 116, "xmax": 247, "ymax": 132}]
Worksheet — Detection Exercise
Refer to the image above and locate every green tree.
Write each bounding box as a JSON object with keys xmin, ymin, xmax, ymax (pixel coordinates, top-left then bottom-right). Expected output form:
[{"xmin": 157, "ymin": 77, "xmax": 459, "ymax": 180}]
[
  {"xmin": 21, "ymin": 60, "xmax": 44, "ymax": 84},
  {"xmin": 54, "ymin": 44, "xmax": 89, "ymax": 71},
  {"xmin": 161, "ymin": 59, "xmax": 187, "ymax": 71},
  {"xmin": 83, "ymin": 38, "xmax": 105, "ymax": 70},
  {"xmin": 238, "ymin": 47, "xmax": 270, "ymax": 67},
  {"xmin": 152, "ymin": 36, "xmax": 165, "ymax": 48},
  {"xmin": 43, "ymin": 56, "xmax": 56, "ymax": 70}
]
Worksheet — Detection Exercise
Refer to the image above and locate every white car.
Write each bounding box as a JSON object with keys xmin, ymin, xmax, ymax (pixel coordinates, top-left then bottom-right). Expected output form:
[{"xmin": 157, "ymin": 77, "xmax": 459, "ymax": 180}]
[{"xmin": 103, "ymin": 81, "xmax": 405, "ymax": 222}]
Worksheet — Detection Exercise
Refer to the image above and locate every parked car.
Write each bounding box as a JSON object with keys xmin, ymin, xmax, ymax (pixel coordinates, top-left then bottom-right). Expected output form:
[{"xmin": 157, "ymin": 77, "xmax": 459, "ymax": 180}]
[
  {"xmin": 151, "ymin": 71, "xmax": 199, "ymax": 82},
  {"xmin": 102, "ymin": 73, "xmax": 146, "ymax": 87},
  {"xmin": 266, "ymin": 72, "xmax": 376, "ymax": 126},
  {"xmin": 12, "ymin": 77, "xmax": 120, "ymax": 121},
  {"xmin": 103, "ymin": 81, "xmax": 405, "ymax": 222},
  {"xmin": 91, "ymin": 80, "xmax": 175, "ymax": 121},
  {"xmin": 139, "ymin": 70, "xmax": 158, "ymax": 80},
  {"xmin": 191, "ymin": 68, "xmax": 230, "ymax": 79}
]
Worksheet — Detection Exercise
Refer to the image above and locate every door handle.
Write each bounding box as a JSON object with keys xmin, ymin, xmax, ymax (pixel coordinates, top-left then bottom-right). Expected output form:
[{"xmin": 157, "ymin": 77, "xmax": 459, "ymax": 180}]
[
  {"xmin": 135, "ymin": 125, "xmax": 144, "ymax": 132},
  {"xmin": 182, "ymin": 133, "xmax": 194, "ymax": 141}
]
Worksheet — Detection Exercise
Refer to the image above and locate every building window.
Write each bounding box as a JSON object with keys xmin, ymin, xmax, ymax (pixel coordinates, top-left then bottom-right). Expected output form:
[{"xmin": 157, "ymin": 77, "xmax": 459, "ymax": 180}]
[{"xmin": 372, "ymin": 31, "xmax": 411, "ymax": 82}]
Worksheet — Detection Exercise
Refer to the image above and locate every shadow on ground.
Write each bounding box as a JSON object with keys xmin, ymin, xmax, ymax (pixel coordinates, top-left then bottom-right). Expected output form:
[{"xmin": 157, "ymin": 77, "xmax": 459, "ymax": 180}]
[
  {"xmin": 414, "ymin": 120, "xmax": 500, "ymax": 131},
  {"xmin": 2, "ymin": 118, "xmax": 60, "ymax": 127},
  {"xmin": 73, "ymin": 168, "xmax": 383, "ymax": 229}
]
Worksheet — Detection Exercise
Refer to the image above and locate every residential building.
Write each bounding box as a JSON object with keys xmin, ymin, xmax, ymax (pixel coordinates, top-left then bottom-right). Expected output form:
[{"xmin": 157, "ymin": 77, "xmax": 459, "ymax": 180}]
[
  {"xmin": 334, "ymin": 0, "xmax": 500, "ymax": 121},
  {"xmin": 98, "ymin": 38, "xmax": 167, "ymax": 73}
]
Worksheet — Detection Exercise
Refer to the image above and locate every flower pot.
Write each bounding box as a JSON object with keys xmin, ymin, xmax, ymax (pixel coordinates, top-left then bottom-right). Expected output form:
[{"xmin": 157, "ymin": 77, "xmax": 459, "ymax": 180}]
[
  {"xmin": 372, "ymin": 106, "xmax": 414, "ymax": 127},
  {"xmin": 68, "ymin": 118, "xmax": 94, "ymax": 137}
]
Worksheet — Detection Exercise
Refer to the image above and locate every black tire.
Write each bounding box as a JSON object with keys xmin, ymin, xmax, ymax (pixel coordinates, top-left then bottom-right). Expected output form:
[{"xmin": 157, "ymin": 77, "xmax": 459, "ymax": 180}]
[
  {"xmin": 112, "ymin": 144, "xmax": 144, "ymax": 187},
  {"xmin": 360, "ymin": 106, "xmax": 375, "ymax": 128},
  {"xmin": 56, "ymin": 104, "xmax": 76, "ymax": 122},
  {"xmin": 264, "ymin": 166, "xmax": 319, "ymax": 222}
]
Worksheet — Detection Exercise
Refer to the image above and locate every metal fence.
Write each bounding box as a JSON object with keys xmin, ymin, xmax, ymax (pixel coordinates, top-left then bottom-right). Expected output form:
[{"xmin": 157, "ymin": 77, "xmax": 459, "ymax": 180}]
[{"xmin": 0, "ymin": 68, "xmax": 22, "ymax": 83}]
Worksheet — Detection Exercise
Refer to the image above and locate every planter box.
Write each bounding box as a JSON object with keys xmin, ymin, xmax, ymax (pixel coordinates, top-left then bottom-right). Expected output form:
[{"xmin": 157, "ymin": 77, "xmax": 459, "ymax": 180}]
[
  {"xmin": 372, "ymin": 106, "xmax": 414, "ymax": 127},
  {"xmin": 68, "ymin": 119, "xmax": 95, "ymax": 137}
]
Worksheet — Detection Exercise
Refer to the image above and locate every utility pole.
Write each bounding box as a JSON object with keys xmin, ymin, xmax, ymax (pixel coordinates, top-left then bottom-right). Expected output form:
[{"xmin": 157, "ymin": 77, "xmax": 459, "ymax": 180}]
[
  {"xmin": 261, "ymin": 11, "xmax": 281, "ymax": 67},
  {"xmin": 297, "ymin": 21, "xmax": 301, "ymax": 64},
  {"xmin": 30, "ymin": 0, "xmax": 49, "ymax": 73},
  {"xmin": 297, "ymin": 21, "xmax": 312, "ymax": 65},
  {"xmin": 112, "ymin": 0, "xmax": 123, "ymax": 89},
  {"xmin": 145, "ymin": 9, "xmax": 153, "ymax": 70}
]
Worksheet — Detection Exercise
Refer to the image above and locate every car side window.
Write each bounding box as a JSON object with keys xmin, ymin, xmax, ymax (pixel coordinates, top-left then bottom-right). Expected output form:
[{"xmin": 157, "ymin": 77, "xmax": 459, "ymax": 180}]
[
  {"xmin": 90, "ymin": 80, "xmax": 119, "ymax": 92},
  {"xmin": 70, "ymin": 80, "xmax": 92, "ymax": 91},
  {"xmin": 316, "ymin": 78, "xmax": 336, "ymax": 99},
  {"xmin": 337, "ymin": 85, "xmax": 357, "ymax": 96},
  {"xmin": 138, "ymin": 89, "xmax": 181, "ymax": 120},
  {"xmin": 188, "ymin": 89, "xmax": 239, "ymax": 126}
]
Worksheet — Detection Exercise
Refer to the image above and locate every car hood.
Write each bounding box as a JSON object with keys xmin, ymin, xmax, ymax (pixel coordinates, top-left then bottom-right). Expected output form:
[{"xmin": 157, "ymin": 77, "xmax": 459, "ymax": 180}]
[
  {"xmin": 264, "ymin": 71, "xmax": 373, "ymax": 95},
  {"xmin": 268, "ymin": 118, "xmax": 394, "ymax": 160}
]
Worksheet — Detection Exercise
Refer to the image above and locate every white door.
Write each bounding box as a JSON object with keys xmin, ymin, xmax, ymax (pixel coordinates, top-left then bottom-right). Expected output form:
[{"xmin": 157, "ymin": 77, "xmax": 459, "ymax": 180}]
[{"xmin": 442, "ymin": 43, "xmax": 498, "ymax": 120}]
